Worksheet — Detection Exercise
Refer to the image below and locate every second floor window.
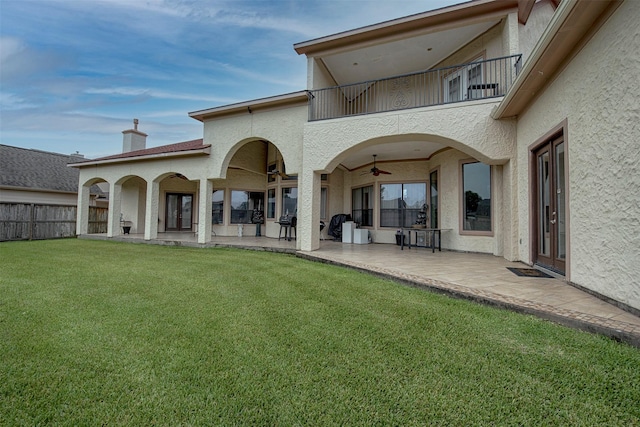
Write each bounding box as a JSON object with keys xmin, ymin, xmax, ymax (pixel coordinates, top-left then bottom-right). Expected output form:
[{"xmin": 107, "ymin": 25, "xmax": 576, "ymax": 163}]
[{"xmin": 380, "ymin": 183, "xmax": 426, "ymax": 228}]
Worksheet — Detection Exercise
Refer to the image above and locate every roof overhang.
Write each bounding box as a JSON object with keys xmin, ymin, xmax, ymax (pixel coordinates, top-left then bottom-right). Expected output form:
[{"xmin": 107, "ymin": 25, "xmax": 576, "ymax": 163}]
[
  {"xmin": 68, "ymin": 146, "xmax": 211, "ymax": 168},
  {"xmin": 189, "ymin": 91, "xmax": 308, "ymax": 122},
  {"xmin": 294, "ymin": 0, "xmax": 518, "ymax": 56},
  {"xmin": 492, "ymin": 0, "xmax": 621, "ymax": 119}
]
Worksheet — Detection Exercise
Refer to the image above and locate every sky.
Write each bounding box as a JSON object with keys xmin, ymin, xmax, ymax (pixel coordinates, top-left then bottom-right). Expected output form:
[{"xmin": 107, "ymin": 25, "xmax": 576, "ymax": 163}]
[{"xmin": 1, "ymin": 0, "xmax": 459, "ymax": 158}]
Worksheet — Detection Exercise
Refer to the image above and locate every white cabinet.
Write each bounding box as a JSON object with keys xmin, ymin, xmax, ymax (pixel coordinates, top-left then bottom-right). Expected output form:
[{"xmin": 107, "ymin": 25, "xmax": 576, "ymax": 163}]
[
  {"xmin": 353, "ymin": 229, "xmax": 369, "ymax": 244},
  {"xmin": 342, "ymin": 221, "xmax": 354, "ymax": 243}
]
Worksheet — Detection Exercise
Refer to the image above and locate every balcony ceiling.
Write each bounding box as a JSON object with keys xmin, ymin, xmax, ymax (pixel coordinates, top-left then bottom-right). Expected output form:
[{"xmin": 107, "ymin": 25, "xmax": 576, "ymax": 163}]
[{"xmin": 322, "ymin": 19, "xmax": 500, "ymax": 87}]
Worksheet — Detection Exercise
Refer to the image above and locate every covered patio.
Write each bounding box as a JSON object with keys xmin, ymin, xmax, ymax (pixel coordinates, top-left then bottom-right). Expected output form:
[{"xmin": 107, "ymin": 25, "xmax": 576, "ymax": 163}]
[{"xmin": 78, "ymin": 232, "xmax": 640, "ymax": 347}]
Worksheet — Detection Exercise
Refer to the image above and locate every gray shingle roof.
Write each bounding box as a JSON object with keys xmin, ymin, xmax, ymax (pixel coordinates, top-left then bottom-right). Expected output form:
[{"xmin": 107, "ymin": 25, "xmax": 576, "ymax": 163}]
[{"xmin": 0, "ymin": 144, "xmax": 97, "ymax": 194}]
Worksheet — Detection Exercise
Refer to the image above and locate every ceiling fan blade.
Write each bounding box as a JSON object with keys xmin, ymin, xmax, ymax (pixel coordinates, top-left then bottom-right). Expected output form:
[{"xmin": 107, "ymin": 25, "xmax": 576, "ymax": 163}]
[{"xmin": 378, "ymin": 170, "xmax": 392, "ymax": 175}]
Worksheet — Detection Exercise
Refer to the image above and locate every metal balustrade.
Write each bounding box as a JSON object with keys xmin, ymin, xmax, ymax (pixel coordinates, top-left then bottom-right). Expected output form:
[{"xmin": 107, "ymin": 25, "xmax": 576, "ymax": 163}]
[{"xmin": 307, "ymin": 54, "xmax": 522, "ymax": 121}]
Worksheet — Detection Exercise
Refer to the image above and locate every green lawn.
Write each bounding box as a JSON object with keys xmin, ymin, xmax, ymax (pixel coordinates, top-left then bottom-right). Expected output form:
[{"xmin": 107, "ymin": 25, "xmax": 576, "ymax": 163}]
[{"xmin": 1, "ymin": 239, "xmax": 639, "ymax": 425}]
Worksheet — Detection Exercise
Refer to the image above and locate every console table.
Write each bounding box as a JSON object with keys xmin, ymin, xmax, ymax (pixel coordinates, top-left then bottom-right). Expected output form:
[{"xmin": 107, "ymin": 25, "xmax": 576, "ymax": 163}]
[{"xmin": 400, "ymin": 228, "xmax": 449, "ymax": 253}]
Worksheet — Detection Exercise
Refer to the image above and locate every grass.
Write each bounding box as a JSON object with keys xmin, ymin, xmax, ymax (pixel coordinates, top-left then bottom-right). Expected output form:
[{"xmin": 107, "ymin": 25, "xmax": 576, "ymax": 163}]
[{"xmin": 1, "ymin": 239, "xmax": 639, "ymax": 426}]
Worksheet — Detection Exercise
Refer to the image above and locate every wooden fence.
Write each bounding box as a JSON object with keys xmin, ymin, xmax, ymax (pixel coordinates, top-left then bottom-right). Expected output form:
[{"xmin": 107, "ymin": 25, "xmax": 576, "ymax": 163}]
[{"xmin": 0, "ymin": 203, "xmax": 108, "ymax": 242}]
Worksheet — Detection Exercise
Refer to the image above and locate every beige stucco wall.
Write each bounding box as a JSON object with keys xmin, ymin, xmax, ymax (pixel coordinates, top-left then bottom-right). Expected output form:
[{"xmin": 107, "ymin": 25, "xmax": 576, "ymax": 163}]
[
  {"xmin": 436, "ymin": 19, "xmax": 506, "ymax": 68},
  {"xmin": 518, "ymin": 0, "xmax": 555, "ymax": 65},
  {"xmin": 515, "ymin": 0, "xmax": 640, "ymax": 309},
  {"xmin": 202, "ymin": 105, "xmax": 307, "ymax": 177}
]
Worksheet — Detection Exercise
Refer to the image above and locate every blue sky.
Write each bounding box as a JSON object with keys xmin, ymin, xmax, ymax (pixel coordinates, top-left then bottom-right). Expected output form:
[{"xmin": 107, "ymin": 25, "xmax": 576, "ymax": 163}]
[{"xmin": 1, "ymin": 0, "xmax": 458, "ymax": 158}]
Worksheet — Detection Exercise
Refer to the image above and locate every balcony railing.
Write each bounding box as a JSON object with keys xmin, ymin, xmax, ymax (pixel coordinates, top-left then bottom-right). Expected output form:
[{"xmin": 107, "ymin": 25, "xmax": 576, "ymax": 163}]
[{"xmin": 308, "ymin": 54, "xmax": 522, "ymax": 121}]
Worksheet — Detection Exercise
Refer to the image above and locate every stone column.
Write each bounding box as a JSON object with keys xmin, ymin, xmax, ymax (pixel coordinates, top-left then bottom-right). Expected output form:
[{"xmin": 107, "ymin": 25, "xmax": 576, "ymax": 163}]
[
  {"xmin": 198, "ymin": 178, "xmax": 213, "ymax": 244},
  {"xmin": 76, "ymin": 183, "xmax": 91, "ymax": 236},
  {"xmin": 107, "ymin": 182, "xmax": 122, "ymax": 237},
  {"xmin": 299, "ymin": 168, "xmax": 321, "ymax": 251},
  {"xmin": 144, "ymin": 180, "xmax": 159, "ymax": 240}
]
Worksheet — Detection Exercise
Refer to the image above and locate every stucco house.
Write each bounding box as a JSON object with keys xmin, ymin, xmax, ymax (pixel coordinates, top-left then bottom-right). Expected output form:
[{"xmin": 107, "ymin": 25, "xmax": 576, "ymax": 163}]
[{"xmin": 70, "ymin": 0, "xmax": 640, "ymax": 313}]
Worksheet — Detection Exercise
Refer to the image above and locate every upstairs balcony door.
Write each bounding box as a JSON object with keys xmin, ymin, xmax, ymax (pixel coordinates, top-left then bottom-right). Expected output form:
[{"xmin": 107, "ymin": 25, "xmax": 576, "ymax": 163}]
[
  {"xmin": 444, "ymin": 58, "xmax": 483, "ymax": 103},
  {"xmin": 166, "ymin": 193, "xmax": 193, "ymax": 231},
  {"xmin": 534, "ymin": 137, "xmax": 566, "ymax": 274}
]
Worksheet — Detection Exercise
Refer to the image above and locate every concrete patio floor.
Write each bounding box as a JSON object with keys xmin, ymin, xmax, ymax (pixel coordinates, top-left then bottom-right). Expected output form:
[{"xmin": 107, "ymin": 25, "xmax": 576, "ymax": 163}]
[{"xmin": 80, "ymin": 232, "xmax": 640, "ymax": 347}]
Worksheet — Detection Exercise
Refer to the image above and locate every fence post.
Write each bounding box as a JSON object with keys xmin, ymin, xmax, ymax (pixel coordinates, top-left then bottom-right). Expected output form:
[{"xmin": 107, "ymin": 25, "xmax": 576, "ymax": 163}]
[{"xmin": 29, "ymin": 203, "xmax": 35, "ymax": 241}]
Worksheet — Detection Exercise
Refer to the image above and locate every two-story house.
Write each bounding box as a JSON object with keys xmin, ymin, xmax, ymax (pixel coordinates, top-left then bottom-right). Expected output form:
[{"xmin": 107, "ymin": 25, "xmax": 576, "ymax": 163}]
[{"xmin": 71, "ymin": 0, "xmax": 640, "ymax": 313}]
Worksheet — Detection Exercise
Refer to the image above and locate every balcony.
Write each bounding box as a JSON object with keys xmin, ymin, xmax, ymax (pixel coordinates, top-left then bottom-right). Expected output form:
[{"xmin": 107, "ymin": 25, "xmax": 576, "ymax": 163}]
[{"xmin": 307, "ymin": 55, "xmax": 522, "ymax": 121}]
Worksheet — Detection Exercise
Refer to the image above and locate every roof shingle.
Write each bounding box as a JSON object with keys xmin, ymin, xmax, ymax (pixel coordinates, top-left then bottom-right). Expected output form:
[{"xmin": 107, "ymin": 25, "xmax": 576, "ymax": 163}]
[{"xmin": 0, "ymin": 144, "xmax": 89, "ymax": 193}]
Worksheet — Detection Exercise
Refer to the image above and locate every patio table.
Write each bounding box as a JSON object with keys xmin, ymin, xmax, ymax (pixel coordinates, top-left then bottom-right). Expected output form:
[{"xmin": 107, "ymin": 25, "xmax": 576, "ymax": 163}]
[{"xmin": 400, "ymin": 228, "xmax": 449, "ymax": 253}]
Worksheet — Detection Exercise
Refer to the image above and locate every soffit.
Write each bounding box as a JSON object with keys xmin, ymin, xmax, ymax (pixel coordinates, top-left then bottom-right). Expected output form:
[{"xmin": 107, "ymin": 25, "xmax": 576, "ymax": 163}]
[
  {"xmin": 295, "ymin": 0, "xmax": 518, "ymax": 86},
  {"xmin": 322, "ymin": 20, "xmax": 500, "ymax": 86}
]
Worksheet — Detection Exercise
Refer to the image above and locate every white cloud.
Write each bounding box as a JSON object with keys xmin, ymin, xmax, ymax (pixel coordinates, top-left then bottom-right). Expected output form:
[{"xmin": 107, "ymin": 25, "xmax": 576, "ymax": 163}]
[
  {"xmin": 0, "ymin": 37, "xmax": 27, "ymax": 62},
  {"xmin": 0, "ymin": 92, "xmax": 37, "ymax": 110},
  {"xmin": 84, "ymin": 86, "xmax": 239, "ymax": 104}
]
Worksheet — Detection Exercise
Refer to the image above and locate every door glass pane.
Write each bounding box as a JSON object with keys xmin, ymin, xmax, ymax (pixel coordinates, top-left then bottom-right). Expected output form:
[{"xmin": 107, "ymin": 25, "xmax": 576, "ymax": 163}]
[
  {"xmin": 320, "ymin": 187, "xmax": 327, "ymax": 220},
  {"xmin": 231, "ymin": 190, "xmax": 249, "ymax": 224},
  {"xmin": 282, "ymin": 187, "xmax": 297, "ymax": 216},
  {"xmin": 181, "ymin": 195, "xmax": 192, "ymax": 229},
  {"xmin": 352, "ymin": 186, "xmax": 373, "ymax": 227},
  {"xmin": 538, "ymin": 152, "xmax": 550, "ymax": 257},
  {"xmin": 267, "ymin": 189, "xmax": 276, "ymax": 219},
  {"xmin": 212, "ymin": 190, "xmax": 224, "ymax": 224},
  {"xmin": 380, "ymin": 183, "xmax": 402, "ymax": 227},
  {"xmin": 555, "ymin": 142, "xmax": 566, "ymax": 260},
  {"xmin": 430, "ymin": 170, "xmax": 438, "ymax": 228},
  {"xmin": 447, "ymin": 74, "xmax": 461, "ymax": 102},
  {"xmin": 167, "ymin": 194, "xmax": 178, "ymax": 229},
  {"xmin": 467, "ymin": 63, "xmax": 483, "ymax": 99},
  {"xmin": 403, "ymin": 183, "xmax": 426, "ymax": 227}
]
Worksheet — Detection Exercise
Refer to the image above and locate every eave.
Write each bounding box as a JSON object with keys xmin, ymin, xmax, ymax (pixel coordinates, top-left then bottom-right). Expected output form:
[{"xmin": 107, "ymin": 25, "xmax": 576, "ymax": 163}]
[
  {"xmin": 68, "ymin": 146, "xmax": 211, "ymax": 168},
  {"xmin": 189, "ymin": 91, "xmax": 308, "ymax": 122},
  {"xmin": 492, "ymin": 0, "xmax": 621, "ymax": 119},
  {"xmin": 294, "ymin": 0, "xmax": 518, "ymax": 56},
  {"xmin": 0, "ymin": 185, "xmax": 98, "ymax": 195}
]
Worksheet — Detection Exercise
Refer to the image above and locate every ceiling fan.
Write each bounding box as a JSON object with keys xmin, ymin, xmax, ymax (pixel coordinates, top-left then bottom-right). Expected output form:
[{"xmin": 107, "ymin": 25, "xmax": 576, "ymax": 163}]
[{"xmin": 362, "ymin": 154, "xmax": 392, "ymax": 176}]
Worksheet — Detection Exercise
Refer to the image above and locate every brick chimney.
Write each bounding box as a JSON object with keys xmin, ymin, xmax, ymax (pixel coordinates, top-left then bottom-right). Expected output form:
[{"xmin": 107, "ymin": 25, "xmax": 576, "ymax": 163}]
[{"xmin": 122, "ymin": 118, "xmax": 147, "ymax": 153}]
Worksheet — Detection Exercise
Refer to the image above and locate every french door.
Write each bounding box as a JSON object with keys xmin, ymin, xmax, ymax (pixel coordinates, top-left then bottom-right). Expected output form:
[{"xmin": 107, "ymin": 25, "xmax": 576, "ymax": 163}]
[
  {"xmin": 444, "ymin": 59, "xmax": 482, "ymax": 103},
  {"xmin": 534, "ymin": 136, "xmax": 566, "ymax": 274},
  {"xmin": 166, "ymin": 193, "xmax": 193, "ymax": 231}
]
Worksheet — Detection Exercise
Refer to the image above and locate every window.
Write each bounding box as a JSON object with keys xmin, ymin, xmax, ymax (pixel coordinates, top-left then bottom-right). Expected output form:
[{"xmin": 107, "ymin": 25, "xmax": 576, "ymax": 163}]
[
  {"xmin": 352, "ymin": 185, "xmax": 373, "ymax": 227},
  {"xmin": 380, "ymin": 183, "xmax": 426, "ymax": 228},
  {"xmin": 231, "ymin": 191, "xmax": 264, "ymax": 224},
  {"xmin": 281, "ymin": 187, "xmax": 297, "ymax": 217},
  {"xmin": 461, "ymin": 161, "xmax": 491, "ymax": 233},
  {"xmin": 321, "ymin": 187, "xmax": 328, "ymax": 220},
  {"xmin": 267, "ymin": 188, "xmax": 276, "ymax": 219},
  {"xmin": 430, "ymin": 170, "xmax": 438, "ymax": 228},
  {"xmin": 212, "ymin": 190, "xmax": 224, "ymax": 224}
]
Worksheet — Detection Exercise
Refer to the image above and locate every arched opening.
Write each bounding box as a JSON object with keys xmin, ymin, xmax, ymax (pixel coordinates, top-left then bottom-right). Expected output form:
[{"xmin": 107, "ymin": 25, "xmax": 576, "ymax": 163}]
[{"xmin": 314, "ymin": 132, "xmax": 505, "ymax": 253}]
